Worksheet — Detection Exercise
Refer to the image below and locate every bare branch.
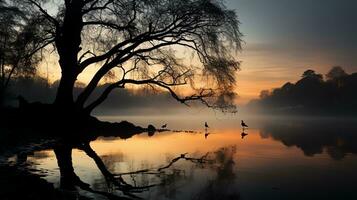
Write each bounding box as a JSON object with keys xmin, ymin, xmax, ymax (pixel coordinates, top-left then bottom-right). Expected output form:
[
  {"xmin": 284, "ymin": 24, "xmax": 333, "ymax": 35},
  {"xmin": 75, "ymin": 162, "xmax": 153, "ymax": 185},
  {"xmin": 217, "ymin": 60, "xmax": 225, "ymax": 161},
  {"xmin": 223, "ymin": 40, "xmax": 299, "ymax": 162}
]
[
  {"xmin": 28, "ymin": 0, "xmax": 59, "ymax": 28},
  {"xmin": 78, "ymin": 50, "xmax": 97, "ymax": 63},
  {"xmin": 82, "ymin": 20, "xmax": 133, "ymax": 30},
  {"xmin": 82, "ymin": 0, "xmax": 113, "ymax": 14}
]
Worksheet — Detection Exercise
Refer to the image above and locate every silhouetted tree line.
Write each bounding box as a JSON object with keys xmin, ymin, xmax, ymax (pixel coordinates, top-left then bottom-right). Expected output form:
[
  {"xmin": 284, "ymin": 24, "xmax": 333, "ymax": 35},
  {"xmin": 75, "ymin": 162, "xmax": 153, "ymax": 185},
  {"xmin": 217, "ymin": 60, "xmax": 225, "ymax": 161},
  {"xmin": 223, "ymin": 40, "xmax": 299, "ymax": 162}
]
[{"xmin": 248, "ymin": 66, "xmax": 357, "ymax": 116}]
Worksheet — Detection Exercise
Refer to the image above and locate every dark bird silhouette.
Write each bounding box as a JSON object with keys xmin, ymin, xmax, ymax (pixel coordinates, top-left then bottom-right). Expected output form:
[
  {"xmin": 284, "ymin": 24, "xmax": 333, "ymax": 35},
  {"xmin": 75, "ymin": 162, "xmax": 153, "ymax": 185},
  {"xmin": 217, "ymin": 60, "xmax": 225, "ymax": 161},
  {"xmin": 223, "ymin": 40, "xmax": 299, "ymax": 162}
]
[
  {"xmin": 161, "ymin": 124, "xmax": 167, "ymax": 129},
  {"xmin": 241, "ymin": 120, "xmax": 248, "ymax": 130},
  {"xmin": 241, "ymin": 132, "xmax": 248, "ymax": 139},
  {"xmin": 205, "ymin": 122, "xmax": 209, "ymax": 129}
]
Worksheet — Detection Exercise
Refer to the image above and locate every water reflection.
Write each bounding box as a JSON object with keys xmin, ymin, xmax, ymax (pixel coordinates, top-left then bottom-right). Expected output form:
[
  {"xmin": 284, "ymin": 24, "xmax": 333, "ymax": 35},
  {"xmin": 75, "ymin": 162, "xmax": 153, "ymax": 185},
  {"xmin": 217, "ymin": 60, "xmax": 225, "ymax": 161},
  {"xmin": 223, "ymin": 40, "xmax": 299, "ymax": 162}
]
[
  {"xmin": 241, "ymin": 132, "xmax": 248, "ymax": 139},
  {"xmin": 23, "ymin": 117, "xmax": 357, "ymax": 200},
  {"xmin": 258, "ymin": 119, "xmax": 357, "ymax": 160},
  {"xmin": 46, "ymin": 136, "xmax": 240, "ymax": 200},
  {"xmin": 193, "ymin": 147, "xmax": 240, "ymax": 200}
]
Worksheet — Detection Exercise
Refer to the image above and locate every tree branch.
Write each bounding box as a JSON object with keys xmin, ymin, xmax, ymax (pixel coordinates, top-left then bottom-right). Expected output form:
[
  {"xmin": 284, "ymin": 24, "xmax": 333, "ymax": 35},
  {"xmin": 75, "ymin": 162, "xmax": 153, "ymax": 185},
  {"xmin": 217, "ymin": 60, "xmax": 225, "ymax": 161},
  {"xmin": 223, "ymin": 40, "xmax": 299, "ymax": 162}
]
[
  {"xmin": 82, "ymin": 21, "xmax": 133, "ymax": 31},
  {"xmin": 82, "ymin": 0, "xmax": 113, "ymax": 14},
  {"xmin": 28, "ymin": 0, "xmax": 59, "ymax": 28}
]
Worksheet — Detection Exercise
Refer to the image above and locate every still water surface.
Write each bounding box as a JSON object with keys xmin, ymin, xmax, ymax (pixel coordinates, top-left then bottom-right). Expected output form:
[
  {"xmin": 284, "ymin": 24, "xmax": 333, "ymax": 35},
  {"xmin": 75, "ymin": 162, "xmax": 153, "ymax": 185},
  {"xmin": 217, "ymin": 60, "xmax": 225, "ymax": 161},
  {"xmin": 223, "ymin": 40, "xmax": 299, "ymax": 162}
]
[{"xmin": 26, "ymin": 116, "xmax": 357, "ymax": 200}]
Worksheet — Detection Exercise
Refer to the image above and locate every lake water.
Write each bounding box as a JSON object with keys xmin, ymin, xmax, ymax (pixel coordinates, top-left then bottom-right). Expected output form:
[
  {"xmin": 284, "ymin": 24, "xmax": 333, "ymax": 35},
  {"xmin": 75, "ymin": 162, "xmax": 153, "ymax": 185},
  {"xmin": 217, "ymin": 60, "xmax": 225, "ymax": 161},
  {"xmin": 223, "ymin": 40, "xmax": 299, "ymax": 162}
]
[{"xmin": 24, "ymin": 116, "xmax": 357, "ymax": 200}]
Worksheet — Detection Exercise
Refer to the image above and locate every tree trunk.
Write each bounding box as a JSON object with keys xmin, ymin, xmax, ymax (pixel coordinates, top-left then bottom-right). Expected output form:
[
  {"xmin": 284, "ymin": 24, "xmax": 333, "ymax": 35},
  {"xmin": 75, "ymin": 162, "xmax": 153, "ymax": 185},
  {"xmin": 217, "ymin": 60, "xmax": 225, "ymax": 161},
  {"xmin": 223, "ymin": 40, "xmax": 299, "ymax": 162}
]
[
  {"xmin": 54, "ymin": 143, "xmax": 93, "ymax": 189},
  {"xmin": 53, "ymin": 1, "xmax": 83, "ymax": 111},
  {"xmin": 54, "ymin": 144, "xmax": 78, "ymax": 190},
  {"xmin": 54, "ymin": 70, "xmax": 76, "ymax": 109}
]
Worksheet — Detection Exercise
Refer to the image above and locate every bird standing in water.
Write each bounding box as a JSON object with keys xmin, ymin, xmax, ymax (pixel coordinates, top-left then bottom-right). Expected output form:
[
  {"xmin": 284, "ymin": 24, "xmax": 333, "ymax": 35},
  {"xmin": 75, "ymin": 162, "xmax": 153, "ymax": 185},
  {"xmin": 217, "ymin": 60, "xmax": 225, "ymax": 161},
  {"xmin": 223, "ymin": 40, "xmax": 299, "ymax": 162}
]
[
  {"xmin": 204, "ymin": 122, "xmax": 210, "ymax": 139},
  {"xmin": 241, "ymin": 120, "xmax": 248, "ymax": 131}
]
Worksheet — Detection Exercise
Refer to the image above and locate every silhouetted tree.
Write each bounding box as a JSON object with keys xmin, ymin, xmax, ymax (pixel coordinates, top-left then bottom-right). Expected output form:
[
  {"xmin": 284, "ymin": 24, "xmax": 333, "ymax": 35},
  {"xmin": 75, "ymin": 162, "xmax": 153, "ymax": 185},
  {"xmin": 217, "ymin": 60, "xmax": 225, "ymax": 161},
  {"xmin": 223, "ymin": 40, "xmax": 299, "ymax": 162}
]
[
  {"xmin": 301, "ymin": 69, "xmax": 323, "ymax": 80},
  {"xmin": 326, "ymin": 66, "xmax": 348, "ymax": 80},
  {"xmin": 16, "ymin": 0, "xmax": 242, "ymax": 114}
]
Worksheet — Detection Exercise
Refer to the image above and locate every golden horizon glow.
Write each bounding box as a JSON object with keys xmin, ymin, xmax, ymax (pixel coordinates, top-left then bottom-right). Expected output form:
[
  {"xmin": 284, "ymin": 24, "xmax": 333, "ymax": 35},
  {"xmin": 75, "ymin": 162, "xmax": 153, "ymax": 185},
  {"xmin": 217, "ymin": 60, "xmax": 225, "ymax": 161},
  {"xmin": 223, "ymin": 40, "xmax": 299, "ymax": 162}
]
[{"xmin": 37, "ymin": 49, "xmax": 346, "ymax": 106}]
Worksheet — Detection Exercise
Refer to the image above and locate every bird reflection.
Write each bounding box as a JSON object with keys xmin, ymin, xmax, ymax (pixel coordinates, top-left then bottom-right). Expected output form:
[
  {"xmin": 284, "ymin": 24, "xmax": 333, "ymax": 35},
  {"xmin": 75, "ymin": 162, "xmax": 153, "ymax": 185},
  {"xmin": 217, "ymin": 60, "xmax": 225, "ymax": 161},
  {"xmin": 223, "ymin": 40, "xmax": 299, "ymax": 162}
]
[
  {"xmin": 241, "ymin": 132, "xmax": 248, "ymax": 139},
  {"xmin": 205, "ymin": 132, "xmax": 210, "ymax": 139}
]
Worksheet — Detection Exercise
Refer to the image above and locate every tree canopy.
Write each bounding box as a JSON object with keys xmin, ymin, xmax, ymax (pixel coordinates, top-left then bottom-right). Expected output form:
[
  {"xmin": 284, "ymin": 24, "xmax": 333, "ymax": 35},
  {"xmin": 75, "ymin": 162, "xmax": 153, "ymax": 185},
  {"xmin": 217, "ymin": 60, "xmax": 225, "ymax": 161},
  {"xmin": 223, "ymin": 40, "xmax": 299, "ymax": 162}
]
[
  {"xmin": 12, "ymin": 0, "xmax": 242, "ymax": 114},
  {"xmin": 301, "ymin": 69, "xmax": 323, "ymax": 80}
]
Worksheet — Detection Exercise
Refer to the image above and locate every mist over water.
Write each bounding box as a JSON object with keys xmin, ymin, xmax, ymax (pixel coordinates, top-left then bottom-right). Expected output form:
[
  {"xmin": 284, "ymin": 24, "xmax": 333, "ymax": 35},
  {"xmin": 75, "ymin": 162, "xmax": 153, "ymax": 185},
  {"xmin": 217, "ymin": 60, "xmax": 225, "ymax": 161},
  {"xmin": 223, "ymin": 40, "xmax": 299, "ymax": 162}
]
[{"xmin": 22, "ymin": 114, "xmax": 357, "ymax": 200}]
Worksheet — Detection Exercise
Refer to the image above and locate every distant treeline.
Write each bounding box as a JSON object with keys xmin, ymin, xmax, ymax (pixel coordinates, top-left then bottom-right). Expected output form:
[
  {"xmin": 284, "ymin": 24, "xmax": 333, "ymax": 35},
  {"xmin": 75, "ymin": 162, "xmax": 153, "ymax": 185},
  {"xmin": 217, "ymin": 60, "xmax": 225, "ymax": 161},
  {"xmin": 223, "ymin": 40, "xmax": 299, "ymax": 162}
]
[
  {"xmin": 3, "ymin": 76, "xmax": 192, "ymax": 115},
  {"xmin": 248, "ymin": 66, "xmax": 357, "ymax": 116}
]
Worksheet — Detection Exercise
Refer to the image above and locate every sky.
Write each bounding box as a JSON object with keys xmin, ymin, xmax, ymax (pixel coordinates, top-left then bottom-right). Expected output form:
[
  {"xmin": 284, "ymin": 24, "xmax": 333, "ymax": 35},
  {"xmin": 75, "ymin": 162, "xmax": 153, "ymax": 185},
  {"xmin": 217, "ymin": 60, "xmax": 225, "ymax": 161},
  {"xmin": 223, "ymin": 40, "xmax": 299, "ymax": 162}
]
[
  {"xmin": 38, "ymin": 0, "xmax": 357, "ymax": 105},
  {"xmin": 226, "ymin": 0, "xmax": 357, "ymax": 104}
]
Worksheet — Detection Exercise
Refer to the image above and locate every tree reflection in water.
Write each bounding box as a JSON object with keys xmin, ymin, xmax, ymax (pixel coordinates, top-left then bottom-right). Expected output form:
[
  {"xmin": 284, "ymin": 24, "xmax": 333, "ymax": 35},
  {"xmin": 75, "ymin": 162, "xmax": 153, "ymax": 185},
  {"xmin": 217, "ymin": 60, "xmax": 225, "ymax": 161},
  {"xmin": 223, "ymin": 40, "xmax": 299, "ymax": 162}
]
[
  {"xmin": 258, "ymin": 119, "xmax": 357, "ymax": 160},
  {"xmin": 193, "ymin": 146, "xmax": 240, "ymax": 200},
  {"xmin": 52, "ymin": 138, "xmax": 240, "ymax": 200}
]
